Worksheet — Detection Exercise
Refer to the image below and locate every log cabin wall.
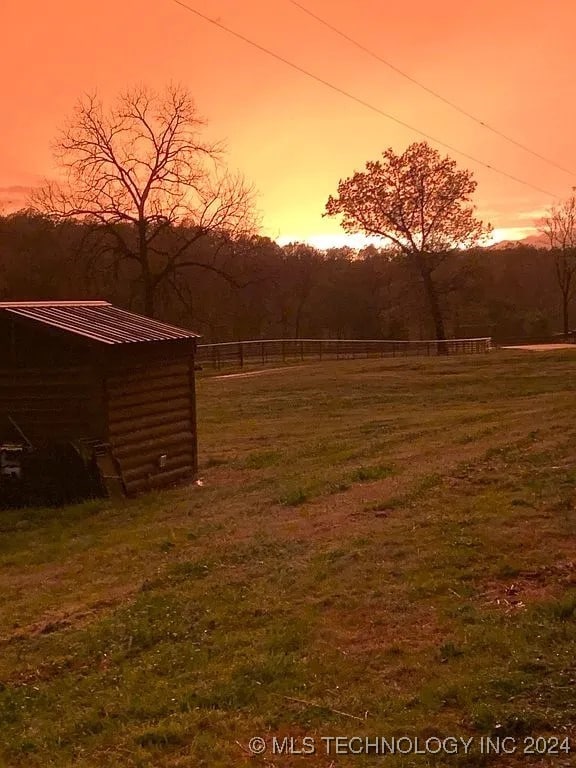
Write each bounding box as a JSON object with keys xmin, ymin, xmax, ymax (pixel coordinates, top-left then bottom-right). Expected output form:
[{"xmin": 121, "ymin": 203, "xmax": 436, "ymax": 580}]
[
  {"xmin": 104, "ymin": 348, "xmax": 197, "ymax": 495},
  {"xmin": 0, "ymin": 364, "xmax": 106, "ymax": 446},
  {"xmin": 0, "ymin": 317, "xmax": 107, "ymax": 445}
]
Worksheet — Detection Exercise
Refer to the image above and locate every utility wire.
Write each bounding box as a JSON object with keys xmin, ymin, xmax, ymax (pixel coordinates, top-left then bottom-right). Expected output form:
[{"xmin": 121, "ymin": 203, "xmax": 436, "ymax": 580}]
[
  {"xmin": 169, "ymin": 0, "xmax": 559, "ymax": 198},
  {"xmin": 288, "ymin": 0, "xmax": 575, "ymax": 179}
]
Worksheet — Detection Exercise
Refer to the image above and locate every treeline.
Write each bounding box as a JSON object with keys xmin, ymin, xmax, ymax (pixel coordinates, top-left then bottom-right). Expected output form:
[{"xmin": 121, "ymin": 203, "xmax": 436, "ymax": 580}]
[{"xmin": 0, "ymin": 212, "xmax": 565, "ymax": 344}]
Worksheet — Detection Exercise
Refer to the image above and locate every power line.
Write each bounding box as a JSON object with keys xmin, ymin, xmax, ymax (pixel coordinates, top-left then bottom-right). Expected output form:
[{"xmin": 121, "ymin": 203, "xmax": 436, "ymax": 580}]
[
  {"xmin": 288, "ymin": 0, "xmax": 575, "ymax": 179},
  {"xmin": 168, "ymin": 0, "xmax": 559, "ymax": 198}
]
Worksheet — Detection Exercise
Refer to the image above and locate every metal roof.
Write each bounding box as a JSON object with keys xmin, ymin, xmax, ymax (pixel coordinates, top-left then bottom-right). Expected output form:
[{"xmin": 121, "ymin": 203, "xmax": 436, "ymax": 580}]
[{"xmin": 0, "ymin": 301, "xmax": 200, "ymax": 345}]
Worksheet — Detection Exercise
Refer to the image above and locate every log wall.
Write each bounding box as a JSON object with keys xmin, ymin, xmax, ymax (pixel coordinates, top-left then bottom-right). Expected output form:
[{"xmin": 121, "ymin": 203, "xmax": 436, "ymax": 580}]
[
  {"xmin": 105, "ymin": 355, "xmax": 197, "ymax": 495},
  {"xmin": 0, "ymin": 365, "xmax": 106, "ymax": 445}
]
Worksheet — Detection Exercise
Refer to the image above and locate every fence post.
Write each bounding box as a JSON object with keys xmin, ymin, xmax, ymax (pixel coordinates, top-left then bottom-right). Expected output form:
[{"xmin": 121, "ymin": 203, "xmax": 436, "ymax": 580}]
[
  {"xmin": 261, "ymin": 342, "xmax": 265, "ymax": 365},
  {"xmin": 319, "ymin": 340, "xmax": 323, "ymax": 361},
  {"xmin": 238, "ymin": 342, "xmax": 244, "ymax": 369},
  {"xmin": 300, "ymin": 340, "xmax": 304, "ymax": 361}
]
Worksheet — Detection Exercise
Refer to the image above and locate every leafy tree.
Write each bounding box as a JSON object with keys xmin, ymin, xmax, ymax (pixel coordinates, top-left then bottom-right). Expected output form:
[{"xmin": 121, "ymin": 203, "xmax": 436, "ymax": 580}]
[
  {"xmin": 32, "ymin": 84, "xmax": 256, "ymax": 315},
  {"xmin": 539, "ymin": 196, "xmax": 576, "ymax": 336},
  {"xmin": 325, "ymin": 141, "xmax": 491, "ymax": 345},
  {"xmin": 275, "ymin": 243, "xmax": 324, "ymax": 338}
]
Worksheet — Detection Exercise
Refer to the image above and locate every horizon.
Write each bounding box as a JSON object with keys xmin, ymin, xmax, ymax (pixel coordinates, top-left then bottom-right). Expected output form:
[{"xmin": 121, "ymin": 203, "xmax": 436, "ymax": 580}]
[
  {"xmin": 0, "ymin": 194, "xmax": 541, "ymax": 249},
  {"xmin": 275, "ymin": 226, "xmax": 542, "ymax": 250},
  {"xmin": 0, "ymin": 190, "xmax": 545, "ymax": 251}
]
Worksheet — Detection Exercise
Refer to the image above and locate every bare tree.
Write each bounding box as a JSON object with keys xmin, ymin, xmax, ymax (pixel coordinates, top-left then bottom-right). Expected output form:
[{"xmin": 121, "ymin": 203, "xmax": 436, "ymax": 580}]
[
  {"xmin": 325, "ymin": 142, "xmax": 491, "ymax": 345},
  {"xmin": 539, "ymin": 195, "xmax": 576, "ymax": 336},
  {"xmin": 32, "ymin": 84, "xmax": 257, "ymax": 315}
]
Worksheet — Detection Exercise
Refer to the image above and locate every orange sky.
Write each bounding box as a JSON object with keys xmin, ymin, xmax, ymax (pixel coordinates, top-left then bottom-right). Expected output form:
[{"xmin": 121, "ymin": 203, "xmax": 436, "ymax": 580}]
[{"xmin": 2, "ymin": 0, "xmax": 575, "ymax": 246}]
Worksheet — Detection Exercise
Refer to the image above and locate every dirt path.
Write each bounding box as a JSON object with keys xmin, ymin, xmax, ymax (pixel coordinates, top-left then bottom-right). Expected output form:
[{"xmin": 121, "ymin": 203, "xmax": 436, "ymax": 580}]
[
  {"xmin": 502, "ymin": 343, "xmax": 576, "ymax": 351},
  {"xmin": 211, "ymin": 365, "xmax": 309, "ymax": 380}
]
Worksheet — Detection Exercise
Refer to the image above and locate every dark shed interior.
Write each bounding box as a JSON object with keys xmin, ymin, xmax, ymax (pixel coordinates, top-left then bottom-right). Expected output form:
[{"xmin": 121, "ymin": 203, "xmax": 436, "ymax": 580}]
[{"xmin": 0, "ymin": 301, "xmax": 200, "ymax": 504}]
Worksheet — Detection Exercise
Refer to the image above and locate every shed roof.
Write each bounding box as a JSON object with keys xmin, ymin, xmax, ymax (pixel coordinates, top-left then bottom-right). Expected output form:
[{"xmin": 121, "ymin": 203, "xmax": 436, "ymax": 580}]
[{"xmin": 0, "ymin": 301, "xmax": 200, "ymax": 346}]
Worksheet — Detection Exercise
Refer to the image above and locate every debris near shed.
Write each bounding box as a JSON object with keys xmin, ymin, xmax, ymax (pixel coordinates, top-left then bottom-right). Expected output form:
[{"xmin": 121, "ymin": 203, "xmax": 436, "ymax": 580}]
[{"xmin": 0, "ymin": 425, "xmax": 106, "ymax": 508}]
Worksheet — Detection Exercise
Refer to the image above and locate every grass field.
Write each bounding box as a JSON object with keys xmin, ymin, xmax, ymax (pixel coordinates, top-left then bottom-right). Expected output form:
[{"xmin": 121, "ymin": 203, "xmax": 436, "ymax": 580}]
[{"xmin": 1, "ymin": 350, "xmax": 576, "ymax": 767}]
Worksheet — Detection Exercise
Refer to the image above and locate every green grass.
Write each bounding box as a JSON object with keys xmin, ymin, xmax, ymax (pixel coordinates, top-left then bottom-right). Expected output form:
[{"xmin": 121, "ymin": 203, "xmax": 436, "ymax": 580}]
[{"xmin": 2, "ymin": 350, "xmax": 576, "ymax": 766}]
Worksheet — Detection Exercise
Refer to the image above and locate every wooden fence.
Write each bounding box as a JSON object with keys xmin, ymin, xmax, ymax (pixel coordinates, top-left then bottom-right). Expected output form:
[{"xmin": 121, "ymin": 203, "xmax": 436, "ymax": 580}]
[{"xmin": 196, "ymin": 337, "xmax": 492, "ymax": 370}]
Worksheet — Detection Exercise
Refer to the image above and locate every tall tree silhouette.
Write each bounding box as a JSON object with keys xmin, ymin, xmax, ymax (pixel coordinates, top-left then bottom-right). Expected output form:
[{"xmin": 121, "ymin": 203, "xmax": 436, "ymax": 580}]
[
  {"xmin": 33, "ymin": 85, "xmax": 256, "ymax": 315},
  {"xmin": 539, "ymin": 196, "xmax": 576, "ymax": 336},
  {"xmin": 325, "ymin": 142, "xmax": 490, "ymax": 345}
]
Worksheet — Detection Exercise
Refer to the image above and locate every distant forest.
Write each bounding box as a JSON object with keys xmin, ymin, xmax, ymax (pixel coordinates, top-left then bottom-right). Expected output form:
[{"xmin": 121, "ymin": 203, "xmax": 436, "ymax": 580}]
[{"xmin": 0, "ymin": 212, "xmax": 565, "ymax": 344}]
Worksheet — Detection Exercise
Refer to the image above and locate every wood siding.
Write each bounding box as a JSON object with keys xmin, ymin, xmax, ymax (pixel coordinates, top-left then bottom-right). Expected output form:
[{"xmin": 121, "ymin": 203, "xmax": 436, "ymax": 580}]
[
  {"xmin": 106, "ymin": 356, "xmax": 197, "ymax": 495},
  {"xmin": 0, "ymin": 365, "xmax": 106, "ymax": 445}
]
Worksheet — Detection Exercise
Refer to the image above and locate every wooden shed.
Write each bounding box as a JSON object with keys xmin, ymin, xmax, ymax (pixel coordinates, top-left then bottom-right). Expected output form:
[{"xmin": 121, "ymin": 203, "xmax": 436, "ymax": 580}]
[{"xmin": 0, "ymin": 301, "xmax": 200, "ymax": 499}]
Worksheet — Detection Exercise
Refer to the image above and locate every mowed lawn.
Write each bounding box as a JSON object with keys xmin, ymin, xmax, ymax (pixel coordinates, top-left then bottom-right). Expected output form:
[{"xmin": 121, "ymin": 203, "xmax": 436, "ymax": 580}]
[{"xmin": 1, "ymin": 350, "xmax": 576, "ymax": 767}]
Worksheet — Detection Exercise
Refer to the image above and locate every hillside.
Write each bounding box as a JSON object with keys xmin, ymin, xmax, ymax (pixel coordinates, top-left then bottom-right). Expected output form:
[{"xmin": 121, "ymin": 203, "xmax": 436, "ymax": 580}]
[{"xmin": 488, "ymin": 233, "xmax": 550, "ymax": 250}]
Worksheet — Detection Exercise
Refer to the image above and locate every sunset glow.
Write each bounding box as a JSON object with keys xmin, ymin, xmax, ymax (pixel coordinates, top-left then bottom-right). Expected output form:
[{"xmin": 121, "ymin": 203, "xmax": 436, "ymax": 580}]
[{"xmin": 2, "ymin": 0, "xmax": 575, "ymax": 245}]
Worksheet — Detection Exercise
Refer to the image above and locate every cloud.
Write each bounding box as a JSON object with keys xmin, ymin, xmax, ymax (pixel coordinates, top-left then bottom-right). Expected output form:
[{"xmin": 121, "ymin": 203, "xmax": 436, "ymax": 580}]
[
  {"xmin": 0, "ymin": 185, "xmax": 35, "ymax": 211},
  {"xmin": 515, "ymin": 208, "xmax": 550, "ymax": 221},
  {"xmin": 0, "ymin": 185, "xmax": 34, "ymax": 194},
  {"xmin": 486, "ymin": 226, "xmax": 539, "ymax": 245}
]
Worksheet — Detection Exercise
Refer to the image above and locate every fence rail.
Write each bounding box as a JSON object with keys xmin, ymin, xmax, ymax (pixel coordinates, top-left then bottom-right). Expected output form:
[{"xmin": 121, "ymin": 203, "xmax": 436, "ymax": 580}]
[{"xmin": 196, "ymin": 337, "xmax": 492, "ymax": 370}]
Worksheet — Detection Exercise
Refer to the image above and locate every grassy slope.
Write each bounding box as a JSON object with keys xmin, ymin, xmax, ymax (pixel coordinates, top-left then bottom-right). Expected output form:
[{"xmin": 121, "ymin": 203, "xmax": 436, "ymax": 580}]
[{"xmin": 1, "ymin": 351, "xmax": 576, "ymax": 767}]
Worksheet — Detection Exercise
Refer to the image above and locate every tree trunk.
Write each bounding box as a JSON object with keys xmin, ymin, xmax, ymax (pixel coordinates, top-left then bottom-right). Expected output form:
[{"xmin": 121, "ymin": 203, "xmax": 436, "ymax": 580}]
[
  {"xmin": 420, "ymin": 266, "xmax": 448, "ymax": 354},
  {"xmin": 143, "ymin": 282, "xmax": 155, "ymax": 318},
  {"xmin": 138, "ymin": 220, "xmax": 155, "ymax": 317},
  {"xmin": 562, "ymin": 289, "xmax": 570, "ymax": 337},
  {"xmin": 294, "ymin": 300, "xmax": 305, "ymax": 339}
]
